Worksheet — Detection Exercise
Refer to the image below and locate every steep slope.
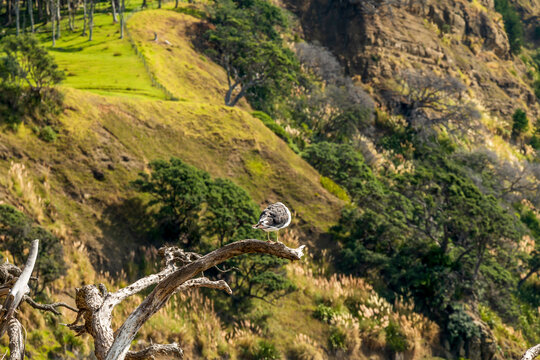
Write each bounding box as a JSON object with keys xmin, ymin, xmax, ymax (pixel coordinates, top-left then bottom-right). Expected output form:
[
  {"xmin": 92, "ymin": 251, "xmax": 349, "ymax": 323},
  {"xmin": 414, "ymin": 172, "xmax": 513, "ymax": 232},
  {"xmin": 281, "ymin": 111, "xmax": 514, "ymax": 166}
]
[{"xmin": 0, "ymin": 10, "xmax": 341, "ymax": 271}]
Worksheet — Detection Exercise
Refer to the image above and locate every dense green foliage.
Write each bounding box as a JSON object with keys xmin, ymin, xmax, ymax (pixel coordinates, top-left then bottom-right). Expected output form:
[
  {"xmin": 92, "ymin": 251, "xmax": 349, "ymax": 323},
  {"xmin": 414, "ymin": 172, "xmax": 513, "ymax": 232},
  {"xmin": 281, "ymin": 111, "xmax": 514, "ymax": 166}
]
[
  {"xmin": 204, "ymin": 0, "xmax": 299, "ymax": 109},
  {"xmin": 0, "ymin": 205, "xmax": 66, "ymax": 295},
  {"xmin": 0, "ymin": 35, "xmax": 64, "ymax": 126},
  {"xmin": 133, "ymin": 157, "xmax": 295, "ymax": 313},
  {"xmin": 494, "ymin": 0, "xmax": 524, "ymax": 53},
  {"xmin": 512, "ymin": 108, "xmax": 529, "ymax": 137},
  {"xmin": 302, "ymin": 142, "xmax": 375, "ymax": 201},
  {"xmin": 205, "ymin": 178, "xmax": 260, "ymax": 246},
  {"xmin": 132, "ymin": 157, "xmax": 211, "ymax": 246}
]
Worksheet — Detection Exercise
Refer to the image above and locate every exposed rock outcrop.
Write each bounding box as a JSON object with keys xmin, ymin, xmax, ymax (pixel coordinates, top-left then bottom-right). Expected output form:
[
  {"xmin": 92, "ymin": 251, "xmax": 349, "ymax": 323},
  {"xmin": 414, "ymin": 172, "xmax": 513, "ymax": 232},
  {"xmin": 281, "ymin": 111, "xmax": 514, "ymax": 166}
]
[{"xmin": 285, "ymin": 0, "xmax": 539, "ymax": 121}]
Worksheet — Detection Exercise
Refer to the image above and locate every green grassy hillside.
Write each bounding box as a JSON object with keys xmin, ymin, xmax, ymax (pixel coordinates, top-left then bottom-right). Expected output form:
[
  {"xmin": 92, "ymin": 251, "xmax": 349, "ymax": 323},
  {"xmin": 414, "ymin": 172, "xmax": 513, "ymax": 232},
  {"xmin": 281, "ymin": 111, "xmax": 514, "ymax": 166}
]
[{"xmin": 0, "ymin": 7, "xmax": 353, "ymax": 358}]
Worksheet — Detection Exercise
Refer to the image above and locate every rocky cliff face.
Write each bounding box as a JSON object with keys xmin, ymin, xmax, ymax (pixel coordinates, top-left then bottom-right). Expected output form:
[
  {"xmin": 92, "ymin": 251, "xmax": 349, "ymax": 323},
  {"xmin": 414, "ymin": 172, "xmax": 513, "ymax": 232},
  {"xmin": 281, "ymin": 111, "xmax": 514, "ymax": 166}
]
[{"xmin": 286, "ymin": 0, "xmax": 539, "ymax": 121}]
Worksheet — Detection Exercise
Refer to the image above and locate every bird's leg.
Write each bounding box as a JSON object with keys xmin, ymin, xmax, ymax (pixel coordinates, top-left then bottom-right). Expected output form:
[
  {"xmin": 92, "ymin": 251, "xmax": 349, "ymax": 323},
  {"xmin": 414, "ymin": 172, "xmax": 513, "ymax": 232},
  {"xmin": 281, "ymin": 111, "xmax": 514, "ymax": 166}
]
[
  {"xmin": 276, "ymin": 231, "xmax": 279, "ymax": 242},
  {"xmin": 266, "ymin": 232, "xmax": 270, "ymax": 242}
]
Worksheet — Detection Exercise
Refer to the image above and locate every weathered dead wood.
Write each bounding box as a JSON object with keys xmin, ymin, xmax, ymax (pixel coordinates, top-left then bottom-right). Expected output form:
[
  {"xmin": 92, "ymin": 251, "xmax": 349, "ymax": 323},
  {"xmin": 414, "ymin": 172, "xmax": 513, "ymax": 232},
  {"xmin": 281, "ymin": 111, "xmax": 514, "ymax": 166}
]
[
  {"xmin": 70, "ymin": 240, "xmax": 305, "ymax": 360},
  {"xmin": 7, "ymin": 318, "xmax": 24, "ymax": 360},
  {"xmin": 522, "ymin": 344, "xmax": 540, "ymax": 360},
  {"xmin": 0, "ymin": 239, "xmax": 39, "ymax": 337},
  {"xmin": 0, "ymin": 239, "xmax": 78, "ymax": 360},
  {"xmin": 24, "ymin": 295, "xmax": 78, "ymax": 315},
  {"xmin": 125, "ymin": 343, "xmax": 183, "ymax": 360}
]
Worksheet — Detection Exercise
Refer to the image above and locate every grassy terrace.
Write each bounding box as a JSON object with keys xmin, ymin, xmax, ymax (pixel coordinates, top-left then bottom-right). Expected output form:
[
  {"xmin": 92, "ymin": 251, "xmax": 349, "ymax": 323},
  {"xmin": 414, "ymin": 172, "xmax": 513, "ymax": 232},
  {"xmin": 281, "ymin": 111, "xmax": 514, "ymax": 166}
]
[{"xmin": 31, "ymin": 0, "xmax": 170, "ymax": 98}]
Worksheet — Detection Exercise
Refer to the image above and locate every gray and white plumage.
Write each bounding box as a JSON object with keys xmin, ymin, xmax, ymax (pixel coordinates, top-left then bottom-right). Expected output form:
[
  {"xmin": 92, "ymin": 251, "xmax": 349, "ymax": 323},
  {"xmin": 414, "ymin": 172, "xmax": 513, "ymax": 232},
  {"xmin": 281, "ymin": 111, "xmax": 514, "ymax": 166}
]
[{"xmin": 252, "ymin": 202, "xmax": 291, "ymax": 232}]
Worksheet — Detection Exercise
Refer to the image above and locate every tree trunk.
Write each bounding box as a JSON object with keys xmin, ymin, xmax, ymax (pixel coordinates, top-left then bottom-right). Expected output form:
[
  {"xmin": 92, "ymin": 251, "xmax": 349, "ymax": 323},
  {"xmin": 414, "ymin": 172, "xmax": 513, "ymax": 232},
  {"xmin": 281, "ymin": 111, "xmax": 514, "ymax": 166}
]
[
  {"xmin": 174, "ymin": 0, "xmax": 177, "ymax": 7},
  {"xmin": 6, "ymin": 0, "xmax": 12, "ymax": 26},
  {"xmin": 38, "ymin": 0, "xmax": 43, "ymax": 22},
  {"xmin": 28, "ymin": 0, "xmax": 34, "ymax": 32},
  {"xmin": 111, "ymin": 0, "xmax": 117, "ymax": 22},
  {"xmin": 15, "ymin": 0, "xmax": 19, "ymax": 35},
  {"xmin": 119, "ymin": 0, "xmax": 124, "ymax": 38},
  {"xmin": 82, "ymin": 0, "xmax": 87, "ymax": 35},
  {"xmin": 66, "ymin": 240, "xmax": 305, "ymax": 360},
  {"xmin": 50, "ymin": 0, "xmax": 55, "ymax": 46},
  {"xmin": 158, "ymin": 0, "xmax": 161, "ymax": 8},
  {"xmin": 88, "ymin": 0, "xmax": 94, "ymax": 41},
  {"xmin": 142, "ymin": 0, "xmax": 146, "ymax": 8},
  {"xmin": 67, "ymin": 0, "xmax": 73, "ymax": 30},
  {"xmin": 55, "ymin": 0, "xmax": 60, "ymax": 38}
]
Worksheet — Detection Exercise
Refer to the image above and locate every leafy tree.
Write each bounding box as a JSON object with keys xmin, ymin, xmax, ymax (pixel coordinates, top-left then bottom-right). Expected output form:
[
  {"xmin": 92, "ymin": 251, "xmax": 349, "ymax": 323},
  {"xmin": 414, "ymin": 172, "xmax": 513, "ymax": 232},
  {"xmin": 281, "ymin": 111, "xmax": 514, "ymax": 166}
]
[
  {"xmin": 131, "ymin": 157, "xmax": 210, "ymax": 247},
  {"xmin": 302, "ymin": 142, "xmax": 378, "ymax": 201},
  {"xmin": 0, "ymin": 35, "xmax": 64, "ymax": 126},
  {"xmin": 133, "ymin": 158, "xmax": 294, "ymax": 314},
  {"xmin": 204, "ymin": 178, "xmax": 260, "ymax": 246},
  {"xmin": 0, "ymin": 35, "xmax": 64, "ymax": 92},
  {"xmin": 227, "ymin": 254, "xmax": 296, "ymax": 311},
  {"xmin": 0, "ymin": 204, "xmax": 66, "ymax": 295},
  {"xmin": 512, "ymin": 108, "xmax": 529, "ymax": 137},
  {"xmin": 332, "ymin": 146, "xmax": 523, "ymax": 334},
  {"xmin": 205, "ymin": 0, "xmax": 299, "ymax": 108}
]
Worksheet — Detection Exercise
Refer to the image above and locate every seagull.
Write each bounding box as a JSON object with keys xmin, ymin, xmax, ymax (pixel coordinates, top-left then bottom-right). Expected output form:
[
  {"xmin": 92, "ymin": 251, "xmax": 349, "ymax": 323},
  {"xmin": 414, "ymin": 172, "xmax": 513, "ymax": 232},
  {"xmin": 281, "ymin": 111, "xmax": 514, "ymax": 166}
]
[{"xmin": 252, "ymin": 202, "xmax": 291, "ymax": 242}]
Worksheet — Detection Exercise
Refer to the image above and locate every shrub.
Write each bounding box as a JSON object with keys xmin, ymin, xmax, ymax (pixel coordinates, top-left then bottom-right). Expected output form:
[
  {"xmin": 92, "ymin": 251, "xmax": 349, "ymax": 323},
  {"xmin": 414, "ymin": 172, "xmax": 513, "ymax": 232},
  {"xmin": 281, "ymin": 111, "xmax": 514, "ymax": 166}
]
[
  {"xmin": 39, "ymin": 126, "xmax": 57, "ymax": 142},
  {"xmin": 239, "ymin": 339, "xmax": 280, "ymax": 360},
  {"xmin": 512, "ymin": 109, "xmax": 529, "ymax": 137},
  {"xmin": 385, "ymin": 322, "xmax": 409, "ymax": 353},
  {"xmin": 328, "ymin": 327, "xmax": 347, "ymax": 352},
  {"xmin": 313, "ymin": 303, "xmax": 337, "ymax": 323},
  {"xmin": 446, "ymin": 305, "xmax": 481, "ymax": 342},
  {"xmin": 530, "ymin": 135, "xmax": 540, "ymax": 150},
  {"xmin": 287, "ymin": 342, "xmax": 324, "ymax": 360},
  {"xmin": 494, "ymin": 0, "xmax": 524, "ymax": 53}
]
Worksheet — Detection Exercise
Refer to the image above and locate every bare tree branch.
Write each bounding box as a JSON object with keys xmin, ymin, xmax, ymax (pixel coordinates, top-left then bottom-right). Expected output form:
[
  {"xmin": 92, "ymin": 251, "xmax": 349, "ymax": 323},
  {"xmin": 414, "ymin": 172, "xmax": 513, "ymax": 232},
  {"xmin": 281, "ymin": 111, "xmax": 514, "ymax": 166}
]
[
  {"xmin": 125, "ymin": 343, "xmax": 183, "ymax": 360},
  {"xmin": 0, "ymin": 239, "xmax": 39, "ymax": 337},
  {"xmin": 175, "ymin": 277, "xmax": 232, "ymax": 295},
  {"xmin": 68, "ymin": 240, "xmax": 304, "ymax": 360},
  {"xmin": 106, "ymin": 240, "xmax": 304, "ymax": 360},
  {"xmin": 521, "ymin": 344, "xmax": 540, "ymax": 360},
  {"xmin": 24, "ymin": 295, "xmax": 78, "ymax": 315}
]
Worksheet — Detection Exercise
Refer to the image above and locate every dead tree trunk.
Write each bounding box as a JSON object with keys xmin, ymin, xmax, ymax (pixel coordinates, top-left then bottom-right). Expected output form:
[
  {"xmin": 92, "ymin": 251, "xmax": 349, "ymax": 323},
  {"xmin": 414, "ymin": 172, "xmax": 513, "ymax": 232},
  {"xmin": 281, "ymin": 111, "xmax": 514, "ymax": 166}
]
[
  {"xmin": 522, "ymin": 344, "xmax": 540, "ymax": 360},
  {"xmin": 0, "ymin": 240, "xmax": 78, "ymax": 360},
  {"xmin": 67, "ymin": 239, "xmax": 306, "ymax": 360}
]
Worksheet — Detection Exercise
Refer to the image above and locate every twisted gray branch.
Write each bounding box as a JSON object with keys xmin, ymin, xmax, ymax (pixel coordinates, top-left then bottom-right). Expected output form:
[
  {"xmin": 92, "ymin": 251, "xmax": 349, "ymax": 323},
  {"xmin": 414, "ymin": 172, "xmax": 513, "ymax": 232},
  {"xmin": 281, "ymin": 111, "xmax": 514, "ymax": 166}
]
[{"xmin": 522, "ymin": 344, "xmax": 540, "ymax": 360}]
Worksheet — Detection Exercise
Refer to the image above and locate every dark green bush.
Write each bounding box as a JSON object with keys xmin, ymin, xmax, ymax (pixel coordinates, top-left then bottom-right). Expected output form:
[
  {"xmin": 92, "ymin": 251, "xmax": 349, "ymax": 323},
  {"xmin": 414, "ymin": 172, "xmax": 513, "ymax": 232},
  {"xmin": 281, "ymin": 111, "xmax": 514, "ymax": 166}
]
[
  {"xmin": 512, "ymin": 109, "xmax": 529, "ymax": 137},
  {"xmin": 446, "ymin": 305, "xmax": 481, "ymax": 342}
]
